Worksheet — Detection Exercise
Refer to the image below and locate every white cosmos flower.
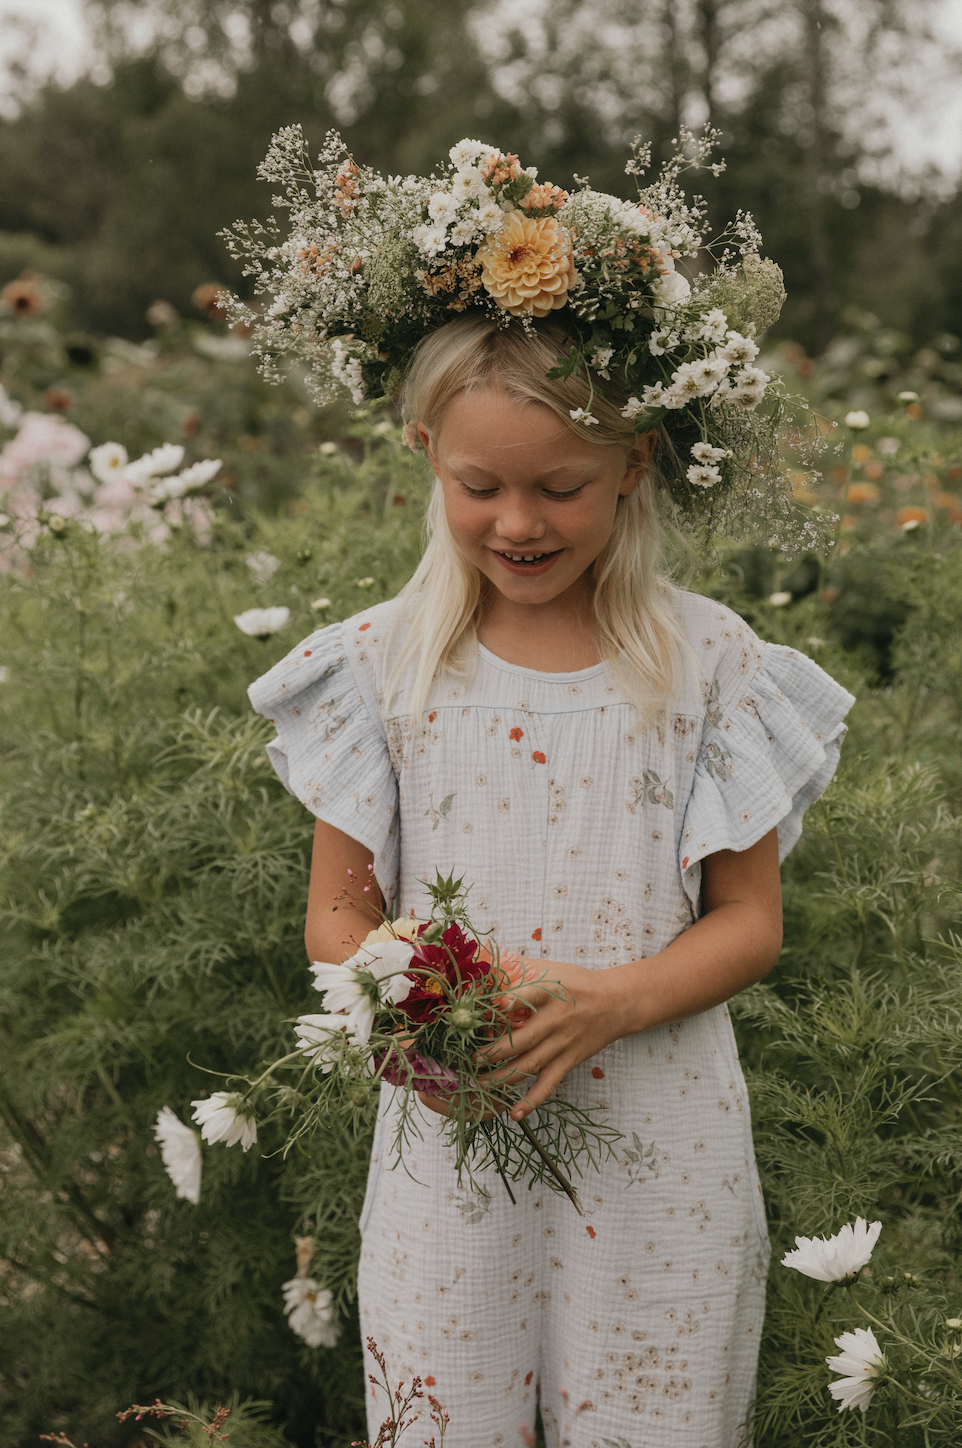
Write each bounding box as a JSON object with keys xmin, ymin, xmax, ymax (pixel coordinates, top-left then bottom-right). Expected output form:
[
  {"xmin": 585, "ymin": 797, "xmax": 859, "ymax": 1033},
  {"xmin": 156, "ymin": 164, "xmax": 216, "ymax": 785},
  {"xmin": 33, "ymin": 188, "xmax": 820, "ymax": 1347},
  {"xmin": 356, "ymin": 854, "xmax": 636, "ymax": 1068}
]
[
  {"xmin": 310, "ymin": 938, "xmax": 415, "ymax": 1045},
  {"xmin": 245, "ymin": 549, "xmax": 281, "ymax": 584},
  {"xmin": 427, "ymin": 191, "xmax": 459, "ymax": 226},
  {"xmin": 150, "ymin": 459, "xmax": 221, "ymax": 503},
  {"xmin": 153, "ymin": 1106, "xmax": 202, "ymax": 1204},
  {"xmin": 282, "ymin": 1276, "xmax": 339, "ymax": 1348},
  {"xmin": 781, "ymin": 1217, "xmax": 882, "ymax": 1281},
  {"xmin": 687, "ymin": 464, "xmax": 721, "ymax": 489},
  {"xmin": 294, "ymin": 1012, "xmax": 355, "ymax": 1069},
  {"xmin": 692, "ymin": 442, "xmax": 728, "ymax": 463},
  {"xmin": 449, "ymin": 138, "xmax": 490, "ymax": 167},
  {"xmin": 826, "ymin": 1327, "xmax": 886, "ymax": 1413},
  {"xmin": 88, "ymin": 442, "xmax": 129, "ymax": 484},
  {"xmin": 698, "ymin": 309, "xmax": 728, "ymax": 342},
  {"xmin": 233, "ymin": 606, "xmax": 290, "ymax": 637},
  {"xmin": 845, "ymin": 410, "xmax": 871, "ymax": 429},
  {"xmin": 125, "ymin": 443, "xmax": 185, "ymax": 485},
  {"xmin": 720, "ymin": 331, "xmax": 759, "ymax": 365},
  {"xmin": 191, "ymin": 1091, "xmax": 257, "ymax": 1151}
]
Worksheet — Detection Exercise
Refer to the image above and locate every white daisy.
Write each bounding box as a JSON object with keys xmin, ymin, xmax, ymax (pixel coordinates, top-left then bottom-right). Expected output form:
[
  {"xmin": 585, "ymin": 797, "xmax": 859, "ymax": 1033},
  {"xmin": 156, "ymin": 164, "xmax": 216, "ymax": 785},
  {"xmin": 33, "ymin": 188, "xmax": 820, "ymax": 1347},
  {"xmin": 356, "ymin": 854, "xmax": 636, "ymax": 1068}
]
[
  {"xmin": 191, "ymin": 1092, "xmax": 257, "ymax": 1151},
  {"xmin": 719, "ymin": 332, "xmax": 759, "ymax": 365}
]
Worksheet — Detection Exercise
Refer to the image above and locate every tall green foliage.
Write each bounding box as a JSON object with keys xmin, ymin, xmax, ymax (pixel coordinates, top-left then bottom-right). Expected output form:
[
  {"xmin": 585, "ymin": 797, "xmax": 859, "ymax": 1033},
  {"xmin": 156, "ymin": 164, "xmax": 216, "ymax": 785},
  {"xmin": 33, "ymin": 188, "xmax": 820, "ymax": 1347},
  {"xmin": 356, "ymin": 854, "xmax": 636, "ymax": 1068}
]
[{"xmin": 1, "ymin": 404, "xmax": 962, "ymax": 1445}]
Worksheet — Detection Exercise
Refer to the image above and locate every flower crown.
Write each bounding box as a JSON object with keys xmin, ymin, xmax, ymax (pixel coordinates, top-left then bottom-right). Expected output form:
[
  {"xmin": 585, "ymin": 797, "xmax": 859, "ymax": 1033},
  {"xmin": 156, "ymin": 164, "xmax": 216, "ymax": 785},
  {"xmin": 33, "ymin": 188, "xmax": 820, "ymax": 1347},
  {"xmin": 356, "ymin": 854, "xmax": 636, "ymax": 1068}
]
[{"xmin": 225, "ymin": 128, "xmax": 809, "ymax": 538}]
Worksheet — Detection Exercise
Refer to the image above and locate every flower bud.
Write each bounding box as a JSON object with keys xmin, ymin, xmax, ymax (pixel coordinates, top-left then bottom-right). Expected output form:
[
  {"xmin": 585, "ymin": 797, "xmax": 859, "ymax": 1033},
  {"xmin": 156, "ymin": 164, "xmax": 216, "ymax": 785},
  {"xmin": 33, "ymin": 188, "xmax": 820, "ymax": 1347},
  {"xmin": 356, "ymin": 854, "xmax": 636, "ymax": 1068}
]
[{"xmin": 449, "ymin": 1005, "xmax": 478, "ymax": 1032}]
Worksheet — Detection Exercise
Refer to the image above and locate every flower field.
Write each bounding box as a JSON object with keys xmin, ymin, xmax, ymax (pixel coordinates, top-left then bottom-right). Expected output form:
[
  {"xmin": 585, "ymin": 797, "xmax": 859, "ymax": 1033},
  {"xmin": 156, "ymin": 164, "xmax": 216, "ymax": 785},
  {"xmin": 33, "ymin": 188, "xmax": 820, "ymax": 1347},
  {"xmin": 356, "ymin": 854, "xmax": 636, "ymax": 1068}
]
[{"xmin": 1, "ymin": 291, "xmax": 962, "ymax": 1446}]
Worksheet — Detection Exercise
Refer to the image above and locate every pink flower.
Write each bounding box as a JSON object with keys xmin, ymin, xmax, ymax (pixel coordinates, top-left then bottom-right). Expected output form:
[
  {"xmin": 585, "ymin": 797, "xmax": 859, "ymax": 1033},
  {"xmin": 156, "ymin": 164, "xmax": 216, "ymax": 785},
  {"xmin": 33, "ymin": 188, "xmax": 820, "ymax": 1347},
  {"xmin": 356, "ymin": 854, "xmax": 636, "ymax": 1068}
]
[{"xmin": 0, "ymin": 413, "xmax": 89, "ymax": 489}]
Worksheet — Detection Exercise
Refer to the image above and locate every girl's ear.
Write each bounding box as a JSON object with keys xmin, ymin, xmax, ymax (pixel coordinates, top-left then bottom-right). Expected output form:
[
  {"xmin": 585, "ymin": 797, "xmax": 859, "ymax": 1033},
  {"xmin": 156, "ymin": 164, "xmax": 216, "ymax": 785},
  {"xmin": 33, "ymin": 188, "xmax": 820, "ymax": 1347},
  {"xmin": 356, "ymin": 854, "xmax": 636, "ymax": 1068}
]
[
  {"xmin": 619, "ymin": 429, "xmax": 657, "ymax": 497},
  {"xmin": 416, "ymin": 423, "xmax": 438, "ymax": 469}
]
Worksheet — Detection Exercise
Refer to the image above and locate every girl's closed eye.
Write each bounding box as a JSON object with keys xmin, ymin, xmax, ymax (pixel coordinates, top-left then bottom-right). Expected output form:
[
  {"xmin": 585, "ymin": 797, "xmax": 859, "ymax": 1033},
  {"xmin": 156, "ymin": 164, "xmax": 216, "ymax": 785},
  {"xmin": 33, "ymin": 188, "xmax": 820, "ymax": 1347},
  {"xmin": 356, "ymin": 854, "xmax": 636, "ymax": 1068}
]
[{"xmin": 457, "ymin": 482, "xmax": 587, "ymax": 501}]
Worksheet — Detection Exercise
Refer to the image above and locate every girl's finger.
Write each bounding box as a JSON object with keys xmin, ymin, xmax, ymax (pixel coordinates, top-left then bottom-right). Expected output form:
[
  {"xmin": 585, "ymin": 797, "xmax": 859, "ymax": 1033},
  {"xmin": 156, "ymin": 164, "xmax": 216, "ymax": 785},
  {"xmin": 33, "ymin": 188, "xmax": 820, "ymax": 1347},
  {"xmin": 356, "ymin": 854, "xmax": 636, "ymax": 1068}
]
[{"xmin": 510, "ymin": 1066, "xmax": 569, "ymax": 1119}]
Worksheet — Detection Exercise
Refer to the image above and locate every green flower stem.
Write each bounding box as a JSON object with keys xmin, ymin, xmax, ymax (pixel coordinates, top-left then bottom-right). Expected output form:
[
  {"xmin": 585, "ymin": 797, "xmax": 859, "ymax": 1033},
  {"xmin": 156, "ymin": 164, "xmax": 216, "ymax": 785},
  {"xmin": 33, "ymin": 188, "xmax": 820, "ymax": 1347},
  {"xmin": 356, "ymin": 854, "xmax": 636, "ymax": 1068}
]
[{"xmin": 515, "ymin": 1115, "xmax": 584, "ymax": 1215}]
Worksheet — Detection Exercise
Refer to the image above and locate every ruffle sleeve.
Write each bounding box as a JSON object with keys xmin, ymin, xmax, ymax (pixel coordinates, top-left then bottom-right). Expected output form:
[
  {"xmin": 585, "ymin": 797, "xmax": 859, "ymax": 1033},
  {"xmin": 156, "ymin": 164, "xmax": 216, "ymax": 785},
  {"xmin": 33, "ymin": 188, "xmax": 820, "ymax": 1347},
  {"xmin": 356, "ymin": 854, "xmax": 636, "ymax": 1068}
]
[
  {"xmin": 679, "ymin": 638, "xmax": 855, "ymax": 907},
  {"xmin": 247, "ymin": 620, "xmax": 399, "ymax": 905}
]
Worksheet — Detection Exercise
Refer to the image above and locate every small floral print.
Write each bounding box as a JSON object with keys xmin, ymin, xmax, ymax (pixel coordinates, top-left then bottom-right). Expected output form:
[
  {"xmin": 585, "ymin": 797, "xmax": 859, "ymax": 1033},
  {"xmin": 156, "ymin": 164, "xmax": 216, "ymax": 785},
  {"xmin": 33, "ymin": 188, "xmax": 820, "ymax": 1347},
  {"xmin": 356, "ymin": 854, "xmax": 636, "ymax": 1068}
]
[
  {"xmin": 586, "ymin": 1226, "xmax": 596, "ymax": 1239},
  {"xmin": 591, "ymin": 1067, "xmax": 605, "ymax": 1080},
  {"xmin": 531, "ymin": 928, "xmax": 542, "ymax": 941},
  {"xmin": 703, "ymin": 740, "xmax": 733, "ymax": 781},
  {"xmin": 532, "ymin": 751, "xmax": 547, "ymax": 764},
  {"xmin": 358, "ymin": 622, "xmax": 371, "ymax": 631},
  {"xmin": 510, "ymin": 726, "xmax": 524, "ymax": 741}
]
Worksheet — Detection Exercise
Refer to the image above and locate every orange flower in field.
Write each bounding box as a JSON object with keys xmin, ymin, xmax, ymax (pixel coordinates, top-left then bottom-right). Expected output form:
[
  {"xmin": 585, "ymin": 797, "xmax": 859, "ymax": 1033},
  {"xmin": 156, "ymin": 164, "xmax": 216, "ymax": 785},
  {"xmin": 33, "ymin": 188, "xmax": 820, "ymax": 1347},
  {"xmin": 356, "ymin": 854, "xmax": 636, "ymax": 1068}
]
[
  {"xmin": 896, "ymin": 505, "xmax": 927, "ymax": 529},
  {"xmin": 846, "ymin": 482, "xmax": 879, "ymax": 505},
  {"xmin": 476, "ymin": 214, "xmax": 576, "ymax": 318},
  {"xmin": 2, "ymin": 274, "xmax": 44, "ymax": 317},
  {"xmin": 192, "ymin": 282, "xmax": 228, "ymax": 320}
]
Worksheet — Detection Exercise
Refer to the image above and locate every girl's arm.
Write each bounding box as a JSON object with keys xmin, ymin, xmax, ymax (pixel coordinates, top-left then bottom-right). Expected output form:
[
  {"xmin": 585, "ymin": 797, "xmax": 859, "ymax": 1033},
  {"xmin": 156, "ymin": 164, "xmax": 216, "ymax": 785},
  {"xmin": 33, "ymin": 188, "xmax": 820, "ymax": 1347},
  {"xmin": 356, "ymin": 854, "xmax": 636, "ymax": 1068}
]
[
  {"xmin": 425, "ymin": 827, "xmax": 782, "ymax": 1122},
  {"xmin": 305, "ymin": 820, "xmax": 380, "ymax": 964}
]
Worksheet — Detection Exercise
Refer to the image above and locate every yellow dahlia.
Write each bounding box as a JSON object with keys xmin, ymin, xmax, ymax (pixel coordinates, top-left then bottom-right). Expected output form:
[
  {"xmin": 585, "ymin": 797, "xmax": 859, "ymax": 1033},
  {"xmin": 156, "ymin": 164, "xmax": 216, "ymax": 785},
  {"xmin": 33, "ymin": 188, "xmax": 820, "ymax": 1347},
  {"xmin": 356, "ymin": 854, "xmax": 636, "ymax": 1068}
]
[{"xmin": 476, "ymin": 213, "xmax": 576, "ymax": 318}]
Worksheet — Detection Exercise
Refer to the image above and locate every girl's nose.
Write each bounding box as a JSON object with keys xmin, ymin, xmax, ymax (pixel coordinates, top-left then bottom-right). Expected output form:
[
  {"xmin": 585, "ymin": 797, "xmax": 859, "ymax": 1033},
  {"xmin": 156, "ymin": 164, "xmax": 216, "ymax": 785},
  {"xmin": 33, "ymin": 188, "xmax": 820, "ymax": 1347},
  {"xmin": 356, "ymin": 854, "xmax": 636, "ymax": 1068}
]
[{"xmin": 494, "ymin": 497, "xmax": 546, "ymax": 544}]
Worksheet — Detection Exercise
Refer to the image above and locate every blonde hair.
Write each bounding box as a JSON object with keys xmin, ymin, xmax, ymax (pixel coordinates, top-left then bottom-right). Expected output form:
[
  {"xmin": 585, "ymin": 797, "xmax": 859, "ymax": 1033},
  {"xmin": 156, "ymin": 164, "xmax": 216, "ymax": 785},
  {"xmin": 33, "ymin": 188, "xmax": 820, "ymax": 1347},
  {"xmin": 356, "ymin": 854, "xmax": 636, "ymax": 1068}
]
[{"xmin": 388, "ymin": 314, "xmax": 688, "ymax": 724}]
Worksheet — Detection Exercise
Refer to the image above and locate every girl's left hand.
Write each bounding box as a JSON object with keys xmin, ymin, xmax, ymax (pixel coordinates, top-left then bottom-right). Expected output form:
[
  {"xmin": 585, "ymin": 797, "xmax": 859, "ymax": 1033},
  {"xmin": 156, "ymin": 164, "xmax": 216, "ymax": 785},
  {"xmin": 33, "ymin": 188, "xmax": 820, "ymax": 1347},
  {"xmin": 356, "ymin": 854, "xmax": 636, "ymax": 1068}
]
[
  {"xmin": 479, "ymin": 958, "xmax": 628, "ymax": 1121},
  {"xmin": 416, "ymin": 959, "xmax": 621, "ymax": 1122}
]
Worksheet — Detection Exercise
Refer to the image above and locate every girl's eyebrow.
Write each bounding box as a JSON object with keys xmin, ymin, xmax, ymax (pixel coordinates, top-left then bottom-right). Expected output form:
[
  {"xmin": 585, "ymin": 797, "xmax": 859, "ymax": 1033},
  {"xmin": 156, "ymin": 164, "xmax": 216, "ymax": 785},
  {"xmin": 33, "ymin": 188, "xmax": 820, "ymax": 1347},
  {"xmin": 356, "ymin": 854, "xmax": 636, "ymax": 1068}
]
[{"xmin": 445, "ymin": 457, "xmax": 602, "ymax": 481}]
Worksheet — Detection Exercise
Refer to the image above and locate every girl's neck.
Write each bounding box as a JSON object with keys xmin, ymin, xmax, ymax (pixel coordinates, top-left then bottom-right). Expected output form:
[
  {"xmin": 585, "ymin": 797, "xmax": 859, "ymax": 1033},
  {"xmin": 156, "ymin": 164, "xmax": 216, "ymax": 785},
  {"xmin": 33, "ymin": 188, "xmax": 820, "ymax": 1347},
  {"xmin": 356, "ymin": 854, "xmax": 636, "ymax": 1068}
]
[{"xmin": 476, "ymin": 584, "xmax": 602, "ymax": 673}]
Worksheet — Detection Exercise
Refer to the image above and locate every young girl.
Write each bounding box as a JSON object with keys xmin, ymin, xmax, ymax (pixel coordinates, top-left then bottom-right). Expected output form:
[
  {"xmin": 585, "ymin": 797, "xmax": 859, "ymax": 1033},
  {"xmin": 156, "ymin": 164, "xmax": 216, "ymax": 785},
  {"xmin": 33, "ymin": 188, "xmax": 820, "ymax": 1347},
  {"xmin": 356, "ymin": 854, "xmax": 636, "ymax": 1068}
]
[{"xmin": 248, "ymin": 315, "xmax": 854, "ymax": 1448}]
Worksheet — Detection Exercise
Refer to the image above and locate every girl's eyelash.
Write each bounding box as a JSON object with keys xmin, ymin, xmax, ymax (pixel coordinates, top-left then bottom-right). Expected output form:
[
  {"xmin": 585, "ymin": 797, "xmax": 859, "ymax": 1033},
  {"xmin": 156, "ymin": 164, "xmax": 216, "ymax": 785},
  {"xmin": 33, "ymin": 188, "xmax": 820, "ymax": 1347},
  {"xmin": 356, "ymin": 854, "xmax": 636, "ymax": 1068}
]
[{"xmin": 459, "ymin": 484, "xmax": 586, "ymax": 500}]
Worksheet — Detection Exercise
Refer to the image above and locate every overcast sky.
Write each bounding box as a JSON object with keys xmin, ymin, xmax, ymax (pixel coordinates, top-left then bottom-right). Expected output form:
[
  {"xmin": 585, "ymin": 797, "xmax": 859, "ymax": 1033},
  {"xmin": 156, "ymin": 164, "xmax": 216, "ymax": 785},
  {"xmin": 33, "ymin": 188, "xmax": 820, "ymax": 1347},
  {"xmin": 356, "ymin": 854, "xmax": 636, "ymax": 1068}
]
[{"xmin": 3, "ymin": 0, "xmax": 962, "ymax": 186}]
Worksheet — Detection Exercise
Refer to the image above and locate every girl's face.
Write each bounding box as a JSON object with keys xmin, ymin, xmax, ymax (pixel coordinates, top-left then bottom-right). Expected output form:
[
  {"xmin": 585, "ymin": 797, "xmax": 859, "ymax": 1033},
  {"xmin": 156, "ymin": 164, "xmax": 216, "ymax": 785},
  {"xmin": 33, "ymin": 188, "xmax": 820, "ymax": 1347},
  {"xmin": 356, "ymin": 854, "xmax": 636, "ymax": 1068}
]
[{"xmin": 419, "ymin": 387, "xmax": 650, "ymax": 612}]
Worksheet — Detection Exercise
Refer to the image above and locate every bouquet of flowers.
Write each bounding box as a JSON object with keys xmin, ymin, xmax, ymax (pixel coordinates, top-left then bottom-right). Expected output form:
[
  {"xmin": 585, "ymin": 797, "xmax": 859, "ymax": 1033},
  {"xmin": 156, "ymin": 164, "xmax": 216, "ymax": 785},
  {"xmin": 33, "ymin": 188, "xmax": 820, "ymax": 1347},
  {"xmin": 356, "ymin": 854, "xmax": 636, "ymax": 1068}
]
[
  {"xmin": 288, "ymin": 872, "xmax": 621, "ymax": 1213},
  {"xmin": 221, "ymin": 124, "xmax": 827, "ymax": 548}
]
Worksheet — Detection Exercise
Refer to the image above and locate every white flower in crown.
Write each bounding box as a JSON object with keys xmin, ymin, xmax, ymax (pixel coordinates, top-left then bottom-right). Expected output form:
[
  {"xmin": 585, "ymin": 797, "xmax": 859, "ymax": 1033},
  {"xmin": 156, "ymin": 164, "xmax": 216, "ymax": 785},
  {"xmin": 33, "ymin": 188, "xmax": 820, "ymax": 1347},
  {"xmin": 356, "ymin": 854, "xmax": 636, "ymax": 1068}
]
[
  {"xmin": 191, "ymin": 1091, "xmax": 257, "ymax": 1151},
  {"xmin": 451, "ymin": 167, "xmax": 486, "ymax": 203},
  {"xmin": 473, "ymin": 197, "xmax": 504, "ymax": 232},
  {"xmin": 826, "ymin": 1328, "xmax": 886, "ymax": 1413},
  {"xmin": 153, "ymin": 1106, "xmax": 202, "ymax": 1204},
  {"xmin": 233, "ymin": 606, "xmax": 290, "ymax": 637},
  {"xmin": 688, "ymin": 355, "xmax": 729, "ymax": 393},
  {"xmin": 449, "ymin": 138, "xmax": 492, "ymax": 167},
  {"xmin": 427, "ymin": 192, "xmax": 459, "ymax": 226},
  {"xmin": 450, "ymin": 218, "xmax": 479, "ymax": 247},
  {"xmin": 283, "ymin": 1276, "xmax": 340, "ymax": 1348},
  {"xmin": 719, "ymin": 332, "xmax": 759, "ymax": 365},
  {"xmin": 697, "ymin": 309, "xmax": 729, "ymax": 343},
  {"xmin": 569, "ymin": 408, "xmax": 599, "ymax": 426},
  {"xmin": 687, "ymin": 464, "xmax": 721, "ymax": 489},
  {"xmin": 650, "ymin": 259, "xmax": 691, "ymax": 307},
  {"xmin": 692, "ymin": 442, "xmax": 728, "ymax": 463},
  {"xmin": 781, "ymin": 1217, "xmax": 882, "ymax": 1281}
]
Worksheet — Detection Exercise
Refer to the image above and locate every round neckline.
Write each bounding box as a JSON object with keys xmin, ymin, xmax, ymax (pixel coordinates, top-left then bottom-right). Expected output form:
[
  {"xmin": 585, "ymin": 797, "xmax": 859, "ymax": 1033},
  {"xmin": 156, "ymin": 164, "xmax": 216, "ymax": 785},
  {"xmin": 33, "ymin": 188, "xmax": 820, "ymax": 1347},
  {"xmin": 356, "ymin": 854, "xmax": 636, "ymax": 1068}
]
[{"xmin": 477, "ymin": 641, "xmax": 608, "ymax": 683}]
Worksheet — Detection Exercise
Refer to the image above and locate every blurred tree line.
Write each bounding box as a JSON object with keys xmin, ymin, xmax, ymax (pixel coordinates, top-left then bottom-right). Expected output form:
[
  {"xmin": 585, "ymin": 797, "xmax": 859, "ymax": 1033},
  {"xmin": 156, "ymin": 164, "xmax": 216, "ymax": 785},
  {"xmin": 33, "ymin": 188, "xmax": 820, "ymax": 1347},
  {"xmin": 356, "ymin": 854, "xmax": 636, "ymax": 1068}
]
[{"xmin": 0, "ymin": 0, "xmax": 961, "ymax": 351}]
